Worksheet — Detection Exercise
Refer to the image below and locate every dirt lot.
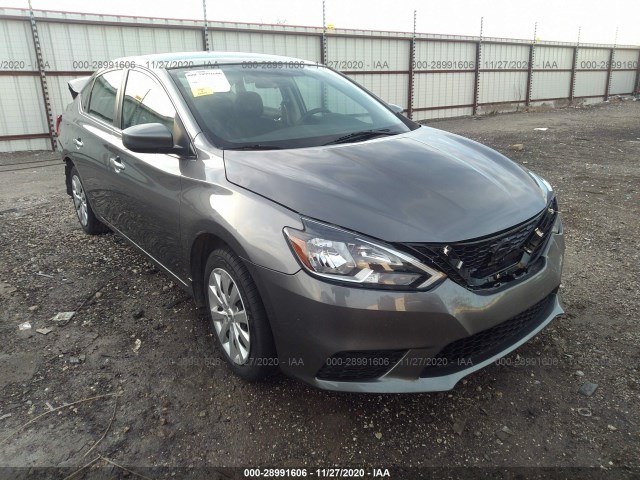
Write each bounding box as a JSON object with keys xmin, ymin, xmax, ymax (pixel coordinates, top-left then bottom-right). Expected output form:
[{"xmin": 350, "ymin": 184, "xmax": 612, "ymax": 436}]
[{"xmin": 0, "ymin": 101, "xmax": 639, "ymax": 477}]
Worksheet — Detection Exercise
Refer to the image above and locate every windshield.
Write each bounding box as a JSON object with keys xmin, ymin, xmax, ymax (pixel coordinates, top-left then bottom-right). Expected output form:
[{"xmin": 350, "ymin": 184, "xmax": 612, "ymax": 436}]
[{"xmin": 169, "ymin": 63, "xmax": 417, "ymax": 149}]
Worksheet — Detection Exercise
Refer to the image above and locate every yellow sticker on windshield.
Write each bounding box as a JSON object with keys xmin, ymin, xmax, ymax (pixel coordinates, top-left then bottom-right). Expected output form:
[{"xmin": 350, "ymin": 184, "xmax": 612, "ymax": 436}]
[
  {"xmin": 185, "ymin": 70, "xmax": 231, "ymax": 97},
  {"xmin": 192, "ymin": 86, "xmax": 214, "ymax": 97}
]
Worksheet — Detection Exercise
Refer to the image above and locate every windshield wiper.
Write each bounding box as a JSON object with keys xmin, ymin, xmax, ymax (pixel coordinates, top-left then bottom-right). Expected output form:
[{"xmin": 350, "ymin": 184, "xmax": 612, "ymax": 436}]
[
  {"xmin": 323, "ymin": 129, "xmax": 396, "ymax": 146},
  {"xmin": 226, "ymin": 144, "xmax": 283, "ymax": 151}
]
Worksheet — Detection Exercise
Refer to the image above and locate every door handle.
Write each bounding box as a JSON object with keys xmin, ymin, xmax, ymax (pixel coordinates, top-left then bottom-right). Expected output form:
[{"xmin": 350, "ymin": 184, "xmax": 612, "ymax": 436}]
[
  {"xmin": 73, "ymin": 138, "xmax": 83, "ymax": 148},
  {"xmin": 109, "ymin": 156, "xmax": 125, "ymax": 173}
]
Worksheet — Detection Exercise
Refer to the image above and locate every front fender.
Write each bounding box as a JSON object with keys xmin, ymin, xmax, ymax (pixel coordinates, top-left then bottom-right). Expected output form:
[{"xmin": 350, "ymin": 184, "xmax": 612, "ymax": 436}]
[{"xmin": 179, "ymin": 173, "xmax": 304, "ymax": 278}]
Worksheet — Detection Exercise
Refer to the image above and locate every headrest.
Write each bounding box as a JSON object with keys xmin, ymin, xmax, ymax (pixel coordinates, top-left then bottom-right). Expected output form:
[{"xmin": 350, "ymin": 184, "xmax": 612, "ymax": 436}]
[
  {"xmin": 235, "ymin": 91, "xmax": 264, "ymax": 118},
  {"xmin": 197, "ymin": 93, "xmax": 234, "ymax": 118}
]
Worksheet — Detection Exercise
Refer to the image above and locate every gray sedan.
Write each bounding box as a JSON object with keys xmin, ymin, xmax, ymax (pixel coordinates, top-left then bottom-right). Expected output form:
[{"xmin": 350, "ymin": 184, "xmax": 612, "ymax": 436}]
[{"xmin": 58, "ymin": 52, "xmax": 564, "ymax": 392}]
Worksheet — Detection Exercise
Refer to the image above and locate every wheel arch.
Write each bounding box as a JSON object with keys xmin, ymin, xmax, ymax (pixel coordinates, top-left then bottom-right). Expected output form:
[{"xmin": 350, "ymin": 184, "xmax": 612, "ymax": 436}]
[
  {"xmin": 189, "ymin": 226, "xmax": 253, "ymax": 309},
  {"xmin": 64, "ymin": 157, "xmax": 74, "ymax": 196}
]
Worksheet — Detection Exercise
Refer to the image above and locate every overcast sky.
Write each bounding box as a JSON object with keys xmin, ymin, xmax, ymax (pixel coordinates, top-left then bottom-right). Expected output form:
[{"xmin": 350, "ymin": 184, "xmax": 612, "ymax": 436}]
[{"xmin": 3, "ymin": 0, "xmax": 639, "ymax": 45}]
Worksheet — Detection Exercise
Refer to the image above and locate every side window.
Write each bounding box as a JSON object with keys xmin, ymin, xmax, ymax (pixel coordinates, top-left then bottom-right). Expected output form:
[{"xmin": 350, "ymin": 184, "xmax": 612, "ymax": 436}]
[
  {"xmin": 87, "ymin": 70, "xmax": 124, "ymax": 123},
  {"xmin": 121, "ymin": 70, "xmax": 176, "ymax": 131}
]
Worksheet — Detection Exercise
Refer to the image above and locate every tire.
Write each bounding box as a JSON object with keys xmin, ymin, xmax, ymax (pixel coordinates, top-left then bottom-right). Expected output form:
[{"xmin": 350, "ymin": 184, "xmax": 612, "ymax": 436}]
[
  {"xmin": 69, "ymin": 166, "xmax": 108, "ymax": 235},
  {"xmin": 204, "ymin": 247, "xmax": 277, "ymax": 381}
]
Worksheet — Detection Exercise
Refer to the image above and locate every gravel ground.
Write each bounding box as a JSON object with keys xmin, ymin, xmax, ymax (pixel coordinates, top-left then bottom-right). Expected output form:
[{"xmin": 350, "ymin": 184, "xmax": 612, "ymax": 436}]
[{"xmin": 0, "ymin": 100, "xmax": 638, "ymax": 477}]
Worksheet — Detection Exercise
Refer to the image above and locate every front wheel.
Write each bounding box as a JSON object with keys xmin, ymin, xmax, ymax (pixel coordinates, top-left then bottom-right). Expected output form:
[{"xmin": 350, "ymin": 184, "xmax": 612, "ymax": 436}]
[
  {"xmin": 204, "ymin": 248, "xmax": 277, "ymax": 381},
  {"xmin": 69, "ymin": 166, "xmax": 108, "ymax": 235}
]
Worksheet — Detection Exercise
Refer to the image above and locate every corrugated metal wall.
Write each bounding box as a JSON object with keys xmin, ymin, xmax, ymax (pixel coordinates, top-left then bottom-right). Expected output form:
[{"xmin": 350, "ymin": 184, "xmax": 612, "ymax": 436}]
[
  {"xmin": 38, "ymin": 23, "xmax": 202, "ymax": 70},
  {"xmin": 574, "ymin": 48, "xmax": 610, "ymax": 98},
  {"xmin": 610, "ymin": 49, "xmax": 639, "ymax": 95},
  {"xmin": 530, "ymin": 46, "xmax": 573, "ymax": 101},
  {"xmin": 0, "ymin": 16, "xmax": 45, "ymax": 151},
  {"xmin": 211, "ymin": 31, "xmax": 321, "ymax": 61},
  {"xmin": 412, "ymin": 40, "xmax": 475, "ymax": 120},
  {"xmin": 1, "ymin": 7, "xmax": 639, "ymax": 152}
]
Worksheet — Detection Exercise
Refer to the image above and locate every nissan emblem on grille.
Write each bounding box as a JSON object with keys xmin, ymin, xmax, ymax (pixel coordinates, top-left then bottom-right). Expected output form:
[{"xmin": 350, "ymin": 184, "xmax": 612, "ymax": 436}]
[{"xmin": 488, "ymin": 238, "xmax": 515, "ymax": 266}]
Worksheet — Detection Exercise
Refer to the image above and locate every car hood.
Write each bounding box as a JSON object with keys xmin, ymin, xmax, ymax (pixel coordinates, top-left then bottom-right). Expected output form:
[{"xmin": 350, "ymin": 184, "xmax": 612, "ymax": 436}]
[{"xmin": 223, "ymin": 126, "xmax": 550, "ymax": 242}]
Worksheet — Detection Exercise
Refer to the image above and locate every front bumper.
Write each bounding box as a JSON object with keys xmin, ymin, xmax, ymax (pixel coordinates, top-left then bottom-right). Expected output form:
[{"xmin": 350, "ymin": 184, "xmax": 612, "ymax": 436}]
[{"xmin": 248, "ymin": 224, "xmax": 564, "ymax": 393}]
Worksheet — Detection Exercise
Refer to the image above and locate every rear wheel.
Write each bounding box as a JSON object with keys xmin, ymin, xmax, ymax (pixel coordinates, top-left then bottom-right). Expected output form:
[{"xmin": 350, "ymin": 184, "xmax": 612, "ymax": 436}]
[
  {"xmin": 204, "ymin": 248, "xmax": 277, "ymax": 380},
  {"xmin": 70, "ymin": 166, "xmax": 108, "ymax": 235}
]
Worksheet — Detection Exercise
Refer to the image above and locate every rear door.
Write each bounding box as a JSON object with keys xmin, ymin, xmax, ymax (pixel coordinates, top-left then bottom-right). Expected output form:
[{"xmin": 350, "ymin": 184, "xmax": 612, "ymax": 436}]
[
  {"xmin": 101, "ymin": 69, "xmax": 186, "ymax": 275},
  {"xmin": 68, "ymin": 69, "xmax": 125, "ymax": 219}
]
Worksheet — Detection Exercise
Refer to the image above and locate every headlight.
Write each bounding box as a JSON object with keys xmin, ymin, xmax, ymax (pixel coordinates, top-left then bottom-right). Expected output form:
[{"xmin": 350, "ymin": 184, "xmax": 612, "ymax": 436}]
[{"xmin": 283, "ymin": 219, "xmax": 445, "ymax": 289}]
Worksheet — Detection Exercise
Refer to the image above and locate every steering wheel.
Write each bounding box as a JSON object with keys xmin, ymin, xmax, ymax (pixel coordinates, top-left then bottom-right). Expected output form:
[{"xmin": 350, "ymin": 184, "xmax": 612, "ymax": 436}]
[{"xmin": 299, "ymin": 107, "xmax": 331, "ymax": 124}]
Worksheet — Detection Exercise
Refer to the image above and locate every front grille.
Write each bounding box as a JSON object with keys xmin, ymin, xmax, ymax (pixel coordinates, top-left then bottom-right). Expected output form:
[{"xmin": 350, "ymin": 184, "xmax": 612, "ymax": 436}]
[
  {"xmin": 420, "ymin": 294, "xmax": 554, "ymax": 377},
  {"xmin": 316, "ymin": 350, "xmax": 407, "ymax": 381},
  {"xmin": 404, "ymin": 198, "xmax": 558, "ymax": 290}
]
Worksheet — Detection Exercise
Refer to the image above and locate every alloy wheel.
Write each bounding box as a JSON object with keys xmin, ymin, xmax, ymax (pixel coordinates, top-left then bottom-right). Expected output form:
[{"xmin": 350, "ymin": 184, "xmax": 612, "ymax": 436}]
[
  {"xmin": 71, "ymin": 175, "xmax": 88, "ymax": 226},
  {"xmin": 208, "ymin": 268, "xmax": 251, "ymax": 365}
]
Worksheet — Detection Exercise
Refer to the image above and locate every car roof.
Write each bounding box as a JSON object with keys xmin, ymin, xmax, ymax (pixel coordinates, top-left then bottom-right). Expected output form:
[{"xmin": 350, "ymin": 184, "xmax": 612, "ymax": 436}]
[{"xmin": 115, "ymin": 51, "xmax": 316, "ymax": 69}]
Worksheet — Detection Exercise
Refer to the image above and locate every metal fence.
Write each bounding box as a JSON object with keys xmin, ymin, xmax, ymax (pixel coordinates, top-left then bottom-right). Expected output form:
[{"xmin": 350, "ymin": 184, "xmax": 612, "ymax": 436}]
[{"xmin": 1, "ymin": 7, "xmax": 639, "ymax": 152}]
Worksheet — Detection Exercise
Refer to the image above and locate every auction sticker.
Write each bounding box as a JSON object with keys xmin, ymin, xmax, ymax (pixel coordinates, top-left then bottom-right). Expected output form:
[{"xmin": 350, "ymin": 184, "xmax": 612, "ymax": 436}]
[{"xmin": 185, "ymin": 69, "xmax": 231, "ymax": 97}]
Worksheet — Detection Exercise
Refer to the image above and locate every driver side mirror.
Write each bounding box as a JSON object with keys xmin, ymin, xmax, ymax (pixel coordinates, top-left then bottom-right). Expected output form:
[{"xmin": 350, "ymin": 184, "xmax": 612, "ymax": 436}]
[
  {"xmin": 122, "ymin": 123, "xmax": 179, "ymax": 154},
  {"xmin": 387, "ymin": 103, "xmax": 404, "ymax": 115}
]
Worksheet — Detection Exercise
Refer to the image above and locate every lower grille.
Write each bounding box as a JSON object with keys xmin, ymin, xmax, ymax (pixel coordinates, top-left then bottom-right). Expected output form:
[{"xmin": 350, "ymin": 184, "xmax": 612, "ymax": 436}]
[
  {"xmin": 420, "ymin": 294, "xmax": 554, "ymax": 377},
  {"xmin": 316, "ymin": 350, "xmax": 407, "ymax": 381}
]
